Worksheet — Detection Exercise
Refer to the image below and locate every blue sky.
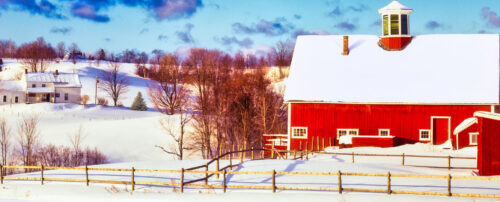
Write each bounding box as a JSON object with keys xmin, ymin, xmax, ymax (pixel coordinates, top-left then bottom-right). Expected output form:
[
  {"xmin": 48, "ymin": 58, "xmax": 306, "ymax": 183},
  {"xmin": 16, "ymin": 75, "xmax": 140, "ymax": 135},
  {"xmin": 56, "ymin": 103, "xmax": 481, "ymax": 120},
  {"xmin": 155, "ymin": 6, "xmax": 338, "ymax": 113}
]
[{"xmin": 0, "ymin": 0, "xmax": 499, "ymax": 55}]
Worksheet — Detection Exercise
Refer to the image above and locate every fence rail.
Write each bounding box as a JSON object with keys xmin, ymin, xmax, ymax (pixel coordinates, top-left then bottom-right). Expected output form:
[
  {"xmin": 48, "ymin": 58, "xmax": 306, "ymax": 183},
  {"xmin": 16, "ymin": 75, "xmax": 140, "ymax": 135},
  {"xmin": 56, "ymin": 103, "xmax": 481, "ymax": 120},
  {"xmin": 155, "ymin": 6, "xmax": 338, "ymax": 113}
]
[{"xmin": 0, "ymin": 148, "xmax": 493, "ymax": 199}]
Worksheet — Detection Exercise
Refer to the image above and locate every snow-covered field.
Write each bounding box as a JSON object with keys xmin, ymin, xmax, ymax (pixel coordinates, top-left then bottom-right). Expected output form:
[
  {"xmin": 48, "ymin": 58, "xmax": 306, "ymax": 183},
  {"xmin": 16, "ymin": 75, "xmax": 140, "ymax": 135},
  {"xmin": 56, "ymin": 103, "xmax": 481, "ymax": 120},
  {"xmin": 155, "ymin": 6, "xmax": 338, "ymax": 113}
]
[{"xmin": 0, "ymin": 145, "xmax": 498, "ymax": 202}]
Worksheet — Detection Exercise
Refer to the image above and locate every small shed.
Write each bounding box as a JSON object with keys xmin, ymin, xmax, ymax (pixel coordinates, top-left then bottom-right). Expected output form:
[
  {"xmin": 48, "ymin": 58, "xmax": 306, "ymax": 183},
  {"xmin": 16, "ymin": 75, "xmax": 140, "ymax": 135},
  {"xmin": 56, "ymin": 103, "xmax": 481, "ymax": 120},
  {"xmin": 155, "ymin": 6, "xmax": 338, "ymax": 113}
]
[{"xmin": 474, "ymin": 111, "xmax": 500, "ymax": 176}]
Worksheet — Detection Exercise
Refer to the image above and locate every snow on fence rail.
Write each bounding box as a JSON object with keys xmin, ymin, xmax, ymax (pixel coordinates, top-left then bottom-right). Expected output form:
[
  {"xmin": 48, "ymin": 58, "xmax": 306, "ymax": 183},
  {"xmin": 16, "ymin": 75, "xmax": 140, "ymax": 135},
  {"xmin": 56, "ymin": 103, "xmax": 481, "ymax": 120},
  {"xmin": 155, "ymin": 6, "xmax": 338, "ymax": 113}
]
[{"xmin": 0, "ymin": 148, "xmax": 493, "ymax": 199}]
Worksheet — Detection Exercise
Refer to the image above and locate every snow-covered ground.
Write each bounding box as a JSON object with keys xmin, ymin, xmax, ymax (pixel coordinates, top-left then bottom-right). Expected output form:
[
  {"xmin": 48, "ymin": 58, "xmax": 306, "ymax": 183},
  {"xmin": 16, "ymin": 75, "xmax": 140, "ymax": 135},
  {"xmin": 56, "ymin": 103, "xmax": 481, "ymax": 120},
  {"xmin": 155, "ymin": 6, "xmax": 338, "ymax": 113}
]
[{"xmin": 0, "ymin": 145, "xmax": 497, "ymax": 202}]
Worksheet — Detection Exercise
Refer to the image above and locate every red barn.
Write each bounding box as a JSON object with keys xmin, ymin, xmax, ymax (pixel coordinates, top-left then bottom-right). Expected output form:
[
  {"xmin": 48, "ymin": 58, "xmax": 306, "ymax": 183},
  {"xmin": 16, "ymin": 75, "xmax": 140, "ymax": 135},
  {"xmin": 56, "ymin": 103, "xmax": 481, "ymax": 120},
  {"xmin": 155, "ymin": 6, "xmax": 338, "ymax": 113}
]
[{"xmin": 282, "ymin": 1, "xmax": 500, "ymax": 151}]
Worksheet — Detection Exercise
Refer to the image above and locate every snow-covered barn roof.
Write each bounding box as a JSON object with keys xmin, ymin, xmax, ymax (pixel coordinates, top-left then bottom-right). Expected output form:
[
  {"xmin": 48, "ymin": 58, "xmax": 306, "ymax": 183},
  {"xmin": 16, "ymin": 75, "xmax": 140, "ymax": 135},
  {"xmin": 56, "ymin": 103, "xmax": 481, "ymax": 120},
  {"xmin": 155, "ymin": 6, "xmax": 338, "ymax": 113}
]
[
  {"xmin": 0, "ymin": 80, "xmax": 25, "ymax": 92},
  {"xmin": 379, "ymin": 0, "xmax": 412, "ymax": 12},
  {"xmin": 25, "ymin": 72, "xmax": 82, "ymax": 88},
  {"xmin": 285, "ymin": 34, "xmax": 500, "ymax": 104}
]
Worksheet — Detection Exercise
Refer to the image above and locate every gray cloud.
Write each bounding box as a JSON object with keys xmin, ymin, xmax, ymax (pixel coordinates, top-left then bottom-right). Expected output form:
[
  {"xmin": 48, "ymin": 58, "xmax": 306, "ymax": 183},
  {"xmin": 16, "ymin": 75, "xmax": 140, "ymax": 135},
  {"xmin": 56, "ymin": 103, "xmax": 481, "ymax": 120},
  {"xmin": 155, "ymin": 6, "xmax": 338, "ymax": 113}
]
[
  {"xmin": 50, "ymin": 26, "xmax": 72, "ymax": 35},
  {"xmin": 176, "ymin": 23, "xmax": 195, "ymax": 43},
  {"xmin": 216, "ymin": 36, "xmax": 253, "ymax": 48},
  {"xmin": 335, "ymin": 21, "xmax": 356, "ymax": 31},
  {"xmin": 481, "ymin": 7, "xmax": 500, "ymax": 27},
  {"xmin": 425, "ymin": 21, "xmax": 443, "ymax": 30},
  {"xmin": 232, "ymin": 17, "xmax": 295, "ymax": 36}
]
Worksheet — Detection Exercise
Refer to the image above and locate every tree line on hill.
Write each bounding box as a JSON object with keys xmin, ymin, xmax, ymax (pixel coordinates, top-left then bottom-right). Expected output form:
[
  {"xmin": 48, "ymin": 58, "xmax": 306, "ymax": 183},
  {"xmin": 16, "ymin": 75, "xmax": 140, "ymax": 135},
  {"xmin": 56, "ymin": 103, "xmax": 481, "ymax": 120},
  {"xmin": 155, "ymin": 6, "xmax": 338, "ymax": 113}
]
[{"xmin": 148, "ymin": 48, "xmax": 289, "ymax": 159}]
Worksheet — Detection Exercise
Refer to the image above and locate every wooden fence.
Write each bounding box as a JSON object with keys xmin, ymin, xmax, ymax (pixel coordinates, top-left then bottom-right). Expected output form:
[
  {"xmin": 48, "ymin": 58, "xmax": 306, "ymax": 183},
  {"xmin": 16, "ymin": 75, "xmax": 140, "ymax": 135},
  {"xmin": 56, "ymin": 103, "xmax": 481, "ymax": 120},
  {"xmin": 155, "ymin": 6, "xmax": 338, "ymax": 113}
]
[{"xmin": 0, "ymin": 148, "xmax": 494, "ymax": 199}]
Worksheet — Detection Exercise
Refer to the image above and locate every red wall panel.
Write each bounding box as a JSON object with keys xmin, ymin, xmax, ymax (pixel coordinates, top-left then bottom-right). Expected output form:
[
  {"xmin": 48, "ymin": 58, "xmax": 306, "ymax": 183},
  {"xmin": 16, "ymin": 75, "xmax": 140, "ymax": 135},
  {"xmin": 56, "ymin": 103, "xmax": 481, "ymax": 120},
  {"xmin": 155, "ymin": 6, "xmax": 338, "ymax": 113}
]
[
  {"xmin": 478, "ymin": 118, "xmax": 500, "ymax": 176},
  {"xmin": 289, "ymin": 103, "xmax": 490, "ymax": 150}
]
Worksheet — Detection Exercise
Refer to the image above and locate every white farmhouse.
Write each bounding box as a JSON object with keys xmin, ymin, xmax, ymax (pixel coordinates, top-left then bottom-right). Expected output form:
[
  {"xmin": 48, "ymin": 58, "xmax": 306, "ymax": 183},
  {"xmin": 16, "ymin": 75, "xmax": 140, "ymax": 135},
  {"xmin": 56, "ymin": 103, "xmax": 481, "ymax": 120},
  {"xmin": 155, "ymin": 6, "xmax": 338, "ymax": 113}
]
[
  {"xmin": 24, "ymin": 70, "xmax": 82, "ymax": 104},
  {"xmin": 0, "ymin": 70, "xmax": 82, "ymax": 105}
]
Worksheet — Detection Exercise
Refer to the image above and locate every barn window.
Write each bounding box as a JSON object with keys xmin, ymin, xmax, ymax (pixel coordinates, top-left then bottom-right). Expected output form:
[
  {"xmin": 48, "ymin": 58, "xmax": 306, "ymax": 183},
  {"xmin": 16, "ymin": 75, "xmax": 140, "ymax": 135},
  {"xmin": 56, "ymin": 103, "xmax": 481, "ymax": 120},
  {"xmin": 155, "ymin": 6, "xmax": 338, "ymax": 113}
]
[
  {"xmin": 55, "ymin": 93, "xmax": 60, "ymax": 98},
  {"xmin": 292, "ymin": 127, "xmax": 308, "ymax": 139},
  {"xmin": 42, "ymin": 84, "xmax": 46, "ymax": 87},
  {"xmin": 32, "ymin": 84, "xmax": 36, "ymax": 88},
  {"xmin": 401, "ymin": 14, "xmax": 408, "ymax": 35},
  {"xmin": 469, "ymin": 132, "xmax": 478, "ymax": 145},
  {"xmin": 379, "ymin": 129, "xmax": 390, "ymax": 136},
  {"xmin": 15, "ymin": 96, "xmax": 18, "ymax": 103},
  {"xmin": 337, "ymin": 129, "xmax": 358, "ymax": 139},
  {"xmin": 383, "ymin": 15, "xmax": 389, "ymax": 36},
  {"xmin": 390, "ymin": 14, "xmax": 399, "ymax": 35},
  {"xmin": 64, "ymin": 93, "xmax": 69, "ymax": 101},
  {"xmin": 419, "ymin": 129, "xmax": 431, "ymax": 141}
]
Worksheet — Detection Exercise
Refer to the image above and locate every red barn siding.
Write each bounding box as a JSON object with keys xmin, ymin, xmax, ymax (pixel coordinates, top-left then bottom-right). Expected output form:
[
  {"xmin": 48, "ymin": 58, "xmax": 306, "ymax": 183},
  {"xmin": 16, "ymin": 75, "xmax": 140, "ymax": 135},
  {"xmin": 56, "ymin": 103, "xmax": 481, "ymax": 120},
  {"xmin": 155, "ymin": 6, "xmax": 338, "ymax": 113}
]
[
  {"xmin": 351, "ymin": 136, "xmax": 395, "ymax": 148},
  {"xmin": 477, "ymin": 117, "xmax": 500, "ymax": 176},
  {"xmin": 454, "ymin": 124, "xmax": 478, "ymax": 150},
  {"xmin": 289, "ymin": 103, "xmax": 490, "ymax": 150}
]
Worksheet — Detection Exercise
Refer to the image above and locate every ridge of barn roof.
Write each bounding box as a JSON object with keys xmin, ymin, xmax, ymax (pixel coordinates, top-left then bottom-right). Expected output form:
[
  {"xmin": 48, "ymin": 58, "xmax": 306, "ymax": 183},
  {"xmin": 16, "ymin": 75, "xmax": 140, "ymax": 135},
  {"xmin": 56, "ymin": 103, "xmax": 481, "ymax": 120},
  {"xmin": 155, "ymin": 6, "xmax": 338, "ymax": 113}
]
[{"xmin": 285, "ymin": 34, "xmax": 500, "ymax": 104}]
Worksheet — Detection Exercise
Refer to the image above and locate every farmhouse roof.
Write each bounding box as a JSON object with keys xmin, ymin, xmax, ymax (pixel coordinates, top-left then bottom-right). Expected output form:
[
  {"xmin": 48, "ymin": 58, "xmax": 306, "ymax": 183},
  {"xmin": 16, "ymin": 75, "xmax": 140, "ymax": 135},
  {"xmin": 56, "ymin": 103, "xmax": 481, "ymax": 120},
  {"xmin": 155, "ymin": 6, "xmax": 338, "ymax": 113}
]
[
  {"xmin": 0, "ymin": 80, "xmax": 25, "ymax": 92},
  {"xmin": 284, "ymin": 34, "xmax": 500, "ymax": 104},
  {"xmin": 25, "ymin": 72, "xmax": 82, "ymax": 88}
]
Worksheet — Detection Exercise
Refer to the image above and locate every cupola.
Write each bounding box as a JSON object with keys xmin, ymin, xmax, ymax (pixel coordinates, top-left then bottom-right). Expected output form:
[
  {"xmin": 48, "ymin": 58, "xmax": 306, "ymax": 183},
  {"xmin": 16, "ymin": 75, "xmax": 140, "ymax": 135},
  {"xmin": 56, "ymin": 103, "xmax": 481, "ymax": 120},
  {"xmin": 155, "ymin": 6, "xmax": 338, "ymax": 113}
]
[{"xmin": 378, "ymin": 0, "xmax": 413, "ymax": 51}]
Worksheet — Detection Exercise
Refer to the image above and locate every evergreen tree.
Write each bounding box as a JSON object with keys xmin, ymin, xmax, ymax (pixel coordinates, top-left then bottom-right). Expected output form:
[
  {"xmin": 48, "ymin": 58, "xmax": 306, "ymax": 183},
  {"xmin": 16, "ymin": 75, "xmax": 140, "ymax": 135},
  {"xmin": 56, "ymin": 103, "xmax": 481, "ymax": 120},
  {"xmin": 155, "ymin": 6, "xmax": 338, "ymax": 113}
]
[{"xmin": 131, "ymin": 92, "xmax": 148, "ymax": 111}]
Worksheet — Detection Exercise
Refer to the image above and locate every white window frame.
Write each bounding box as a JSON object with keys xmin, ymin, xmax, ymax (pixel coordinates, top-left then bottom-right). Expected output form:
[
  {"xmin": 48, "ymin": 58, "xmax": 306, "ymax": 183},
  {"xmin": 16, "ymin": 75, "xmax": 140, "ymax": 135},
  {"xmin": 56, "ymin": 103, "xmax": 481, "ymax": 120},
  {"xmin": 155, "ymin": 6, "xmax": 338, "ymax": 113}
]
[
  {"xmin": 469, "ymin": 132, "xmax": 479, "ymax": 146},
  {"xmin": 419, "ymin": 129, "xmax": 431, "ymax": 141},
  {"xmin": 291, "ymin": 127, "xmax": 308, "ymax": 139},
  {"xmin": 378, "ymin": 129, "xmax": 390, "ymax": 137},
  {"xmin": 337, "ymin": 129, "xmax": 359, "ymax": 139}
]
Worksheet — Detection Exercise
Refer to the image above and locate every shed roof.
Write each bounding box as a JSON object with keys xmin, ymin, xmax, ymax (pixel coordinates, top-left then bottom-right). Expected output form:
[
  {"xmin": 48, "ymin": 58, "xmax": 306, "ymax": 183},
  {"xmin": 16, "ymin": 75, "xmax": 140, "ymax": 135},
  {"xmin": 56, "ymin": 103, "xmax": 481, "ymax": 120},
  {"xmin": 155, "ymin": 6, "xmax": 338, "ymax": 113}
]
[
  {"xmin": 0, "ymin": 80, "xmax": 25, "ymax": 92},
  {"xmin": 285, "ymin": 34, "xmax": 500, "ymax": 104}
]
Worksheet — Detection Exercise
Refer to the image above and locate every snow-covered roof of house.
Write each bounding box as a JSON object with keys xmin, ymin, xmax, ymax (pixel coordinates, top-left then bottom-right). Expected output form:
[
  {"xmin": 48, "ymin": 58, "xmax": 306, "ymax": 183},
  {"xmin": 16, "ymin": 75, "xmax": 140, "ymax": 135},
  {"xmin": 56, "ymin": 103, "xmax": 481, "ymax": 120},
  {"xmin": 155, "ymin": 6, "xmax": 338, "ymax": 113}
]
[
  {"xmin": 25, "ymin": 72, "xmax": 82, "ymax": 88},
  {"xmin": 379, "ymin": 0, "xmax": 412, "ymax": 12},
  {"xmin": 0, "ymin": 80, "xmax": 25, "ymax": 92},
  {"xmin": 285, "ymin": 34, "xmax": 500, "ymax": 104}
]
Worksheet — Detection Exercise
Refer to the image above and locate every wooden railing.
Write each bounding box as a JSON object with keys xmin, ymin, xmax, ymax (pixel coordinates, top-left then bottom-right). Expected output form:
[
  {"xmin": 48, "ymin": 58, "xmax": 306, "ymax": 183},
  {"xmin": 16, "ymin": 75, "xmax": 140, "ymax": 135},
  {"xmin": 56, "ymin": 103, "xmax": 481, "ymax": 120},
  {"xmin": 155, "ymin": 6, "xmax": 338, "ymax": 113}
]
[
  {"xmin": 1, "ymin": 163, "xmax": 500, "ymax": 198},
  {"xmin": 0, "ymin": 148, "xmax": 491, "ymax": 199}
]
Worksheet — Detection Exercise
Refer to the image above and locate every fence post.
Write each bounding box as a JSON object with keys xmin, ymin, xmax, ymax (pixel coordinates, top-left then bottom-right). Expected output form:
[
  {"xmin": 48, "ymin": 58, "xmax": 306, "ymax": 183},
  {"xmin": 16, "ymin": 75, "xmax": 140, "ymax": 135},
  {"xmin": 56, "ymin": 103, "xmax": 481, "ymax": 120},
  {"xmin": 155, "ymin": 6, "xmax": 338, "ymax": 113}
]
[
  {"xmin": 223, "ymin": 170, "xmax": 227, "ymax": 193},
  {"xmin": 261, "ymin": 148, "xmax": 264, "ymax": 159},
  {"xmin": 271, "ymin": 142, "xmax": 275, "ymax": 159},
  {"xmin": 300, "ymin": 141, "xmax": 302, "ymax": 150},
  {"xmin": 402, "ymin": 153, "xmax": 405, "ymax": 166},
  {"xmin": 180, "ymin": 168, "xmax": 184, "ymax": 193},
  {"xmin": 204, "ymin": 163, "xmax": 208, "ymax": 185},
  {"xmin": 306, "ymin": 148, "xmax": 309, "ymax": 160},
  {"xmin": 448, "ymin": 155, "xmax": 451, "ymax": 170},
  {"xmin": 85, "ymin": 165, "xmax": 89, "ymax": 186},
  {"xmin": 131, "ymin": 167, "xmax": 135, "ymax": 191},
  {"xmin": 232, "ymin": 145, "xmax": 235, "ymax": 159},
  {"xmin": 387, "ymin": 171, "xmax": 391, "ymax": 195},
  {"xmin": 40, "ymin": 165, "xmax": 44, "ymax": 185},
  {"xmin": 0, "ymin": 165, "xmax": 3, "ymax": 184},
  {"xmin": 229, "ymin": 150, "xmax": 233, "ymax": 170},
  {"xmin": 338, "ymin": 170, "xmax": 342, "ymax": 194},
  {"xmin": 351, "ymin": 152, "xmax": 355, "ymax": 163},
  {"xmin": 311, "ymin": 139, "xmax": 314, "ymax": 151},
  {"xmin": 293, "ymin": 151, "xmax": 296, "ymax": 159},
  {"xmin": 285, "ymin": 151, "xmax": 288, "ymax": 160},
  {"xmin": 251, "ymin": 147, "xmax": 254, "ymax": 160},
  {"xmin": 316, "ymin": 136, "xmax": 319, "ymax": 151},
  {"xmin": 216, "ymin": 157, "xmax": 220, "ymax": 179},
  {"xmin": 447, "ymin": 174, "xmax": 452, "ymax": 196},
  {"xmin": 272, "ymin": 169, "xmax": 276, "ymax": 193}
]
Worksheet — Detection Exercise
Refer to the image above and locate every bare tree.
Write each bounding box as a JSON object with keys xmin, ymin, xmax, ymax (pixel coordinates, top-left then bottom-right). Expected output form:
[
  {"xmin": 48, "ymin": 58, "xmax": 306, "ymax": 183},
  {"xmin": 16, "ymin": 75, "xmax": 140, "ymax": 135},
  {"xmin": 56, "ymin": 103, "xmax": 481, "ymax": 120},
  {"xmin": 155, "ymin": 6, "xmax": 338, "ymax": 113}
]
[
  {"xmin": 99, "ymin": 61, "xmax": 130, "ymax": 106},
  {"xmin": 17, "ymin": 115, "xmax": 40, "ymax": 167},
  {"xmin": 0, "ymin": 118, "xmax": 10, "ymax": 166},
  {"xmin": 68, "ymin": 125, "xmax": 87, "ymax": 166},
  {"xmin": 155, "ymin": 109, "xmax": 192, "ymax": 160},
  {"xmin": 148, "ymin": 53, "xmax": 188, "ymax": 115},
  {"xmin": 270, "ymin": 40, "xmax": 294, "ymax": 79},
  {"xmin": 56, "ymin": 42, "xmax": 66, "ymax": 59}
]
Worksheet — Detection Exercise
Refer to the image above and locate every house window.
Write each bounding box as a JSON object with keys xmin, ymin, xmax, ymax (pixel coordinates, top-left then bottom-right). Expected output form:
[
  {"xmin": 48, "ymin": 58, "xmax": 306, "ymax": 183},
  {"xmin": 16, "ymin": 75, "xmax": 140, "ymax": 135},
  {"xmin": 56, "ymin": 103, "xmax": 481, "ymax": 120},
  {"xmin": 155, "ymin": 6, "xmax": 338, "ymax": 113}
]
[
  {"xmin": 379, "ymin": 129, "xmax": 390, "ymax": 136},
  {"xmin": 32, "ymin": 84, "xmax": 36, "ymax": 88},
  {"xmin": 383, "ymin": 15, "xmax": 389, "ymax": 36},
  {"xmin": 401, "ymin": 14, "xmax": 408, "ymax": 35},
  {"xmin": 15, "ymin": 96, "xmax": 18, "ymax": 103},
  {"xmin": 469, "ymin": 132, "xmax": 478, "ymax": 145},
  {"xmin": 64, "ymin": 93, "xmax": 69, "ymax": 101},
  {"xmin": 292, "ymin": 127, "xmax": 308, "ymax": 139},
  {"xmin": 419, "ymin": 129, "xmax": 431, "ymax": 141},
  {"xmin": 337, "ymin": 129, "xmax": 359, "ymax": 139},
  {"xmin": 55, "ymin": 93, "xmax": 60, "ymax": 98},
  {"xmin": 390, "ymin": 14, "xmax": 399, "ymax": 35},
  {"xmin": 2, "ymin": 96, "xmax": 5, "ymax": 102},
  {"xmin": 42, "ymin": 84, "xmax": 46, "ymax": 87}
]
